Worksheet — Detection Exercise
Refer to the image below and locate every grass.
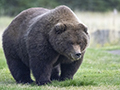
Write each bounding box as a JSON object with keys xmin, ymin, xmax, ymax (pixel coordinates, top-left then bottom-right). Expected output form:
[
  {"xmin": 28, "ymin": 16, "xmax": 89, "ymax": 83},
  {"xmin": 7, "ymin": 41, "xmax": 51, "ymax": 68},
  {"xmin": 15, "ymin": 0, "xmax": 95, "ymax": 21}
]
[{"xmin": 0, "ymin": 46, "xmax": 120, "ymax": 90}]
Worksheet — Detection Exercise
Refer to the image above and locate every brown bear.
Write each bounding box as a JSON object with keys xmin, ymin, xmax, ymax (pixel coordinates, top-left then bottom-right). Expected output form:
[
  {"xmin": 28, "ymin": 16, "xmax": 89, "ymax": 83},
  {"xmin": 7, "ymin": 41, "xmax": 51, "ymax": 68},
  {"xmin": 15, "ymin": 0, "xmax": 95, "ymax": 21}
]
[{"xmin": 2, "ymin": 5, "xmax": 90, "ymax": 85}]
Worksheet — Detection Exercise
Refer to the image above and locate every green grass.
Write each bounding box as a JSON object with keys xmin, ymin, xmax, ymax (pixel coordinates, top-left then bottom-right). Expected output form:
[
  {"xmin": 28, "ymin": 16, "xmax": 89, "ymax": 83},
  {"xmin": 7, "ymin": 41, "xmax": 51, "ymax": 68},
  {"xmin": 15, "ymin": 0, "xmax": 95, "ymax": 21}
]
[{"xmin": 0, "ymin": 46, "xmax": 120, "ymax": 90}]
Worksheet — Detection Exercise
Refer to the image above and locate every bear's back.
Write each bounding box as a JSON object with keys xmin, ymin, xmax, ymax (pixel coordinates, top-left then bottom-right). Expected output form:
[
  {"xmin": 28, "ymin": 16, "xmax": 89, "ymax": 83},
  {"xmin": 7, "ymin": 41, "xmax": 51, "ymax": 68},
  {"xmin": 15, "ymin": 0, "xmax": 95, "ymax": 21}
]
[{"xmin": 3, "ymin": 8, "xmax": 49, "ymax": 39}]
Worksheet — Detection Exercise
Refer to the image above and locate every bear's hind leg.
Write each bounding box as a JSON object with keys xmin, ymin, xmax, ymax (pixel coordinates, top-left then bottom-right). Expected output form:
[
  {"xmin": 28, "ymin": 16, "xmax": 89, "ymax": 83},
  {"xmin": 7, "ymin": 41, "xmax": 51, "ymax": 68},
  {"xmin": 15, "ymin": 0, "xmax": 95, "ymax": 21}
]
[{"xmin": 6, "ymin": 56, "xmax": 33, "ymax": 84}]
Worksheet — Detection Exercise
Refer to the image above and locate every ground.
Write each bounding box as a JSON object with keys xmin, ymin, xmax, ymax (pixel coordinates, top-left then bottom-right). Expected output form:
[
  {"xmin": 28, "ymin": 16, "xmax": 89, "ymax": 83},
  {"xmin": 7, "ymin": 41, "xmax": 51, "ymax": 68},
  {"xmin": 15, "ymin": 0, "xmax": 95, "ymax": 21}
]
[{"xmin": 108, "ymin": 50, "xmax": 120, "ymax": 55}]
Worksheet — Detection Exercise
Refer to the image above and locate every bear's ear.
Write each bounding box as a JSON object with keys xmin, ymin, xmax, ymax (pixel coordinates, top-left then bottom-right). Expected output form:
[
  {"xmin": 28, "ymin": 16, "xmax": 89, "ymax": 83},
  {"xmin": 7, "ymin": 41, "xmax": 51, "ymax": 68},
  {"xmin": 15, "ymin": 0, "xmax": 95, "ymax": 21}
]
[
  {"xmin": 54, "ymin": 23, "xmax": 67, "ymax": 34},
  {"xmin": 84, "ymin": 27, "xmax": 88, "ymax": 34},
  {"xmin": 79, "ymin": 24, "xmax": 88, "ymax": 34}
]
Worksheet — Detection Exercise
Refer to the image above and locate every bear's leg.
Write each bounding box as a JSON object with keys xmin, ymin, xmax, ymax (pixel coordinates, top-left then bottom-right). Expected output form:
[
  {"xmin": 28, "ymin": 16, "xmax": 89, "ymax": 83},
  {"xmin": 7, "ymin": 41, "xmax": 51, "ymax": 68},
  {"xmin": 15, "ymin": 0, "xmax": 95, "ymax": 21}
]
[
  {"xmin": 60, "ymin": 54, "xmax": 84, "ymax": 81},
  {"xmin": 29, "ymin": 51, "xmax": 59, "ymax": 85},
  {"xmin": 6, "ymin": 56, "xmax": 33, "ymax": 84},
  {"xmin": 30, "ymin": 61, "xmax": 52, "ymax": 85},
  {"xmin": 27, "ymin": 35, "xmax": 59, "ymax": 85},
  {"xmin": 50, "ymin": 64, "xmax": 60, "ymax": 81}
]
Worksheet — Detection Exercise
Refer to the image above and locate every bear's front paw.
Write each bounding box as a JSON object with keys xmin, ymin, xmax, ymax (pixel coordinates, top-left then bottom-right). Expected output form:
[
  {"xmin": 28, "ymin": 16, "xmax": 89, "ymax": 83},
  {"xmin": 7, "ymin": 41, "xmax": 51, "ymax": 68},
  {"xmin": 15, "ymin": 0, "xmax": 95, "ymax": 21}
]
[
  {"xmin": 36, "ymin": 80, "xmax": 51, "ymax": 85},
  {"xmin": 60, "ymin": 76, "xmax": 73, "ymax": 81},
  {"xmin": 51, "ymin": 75, "xmax": 60, "ymax": 81}
]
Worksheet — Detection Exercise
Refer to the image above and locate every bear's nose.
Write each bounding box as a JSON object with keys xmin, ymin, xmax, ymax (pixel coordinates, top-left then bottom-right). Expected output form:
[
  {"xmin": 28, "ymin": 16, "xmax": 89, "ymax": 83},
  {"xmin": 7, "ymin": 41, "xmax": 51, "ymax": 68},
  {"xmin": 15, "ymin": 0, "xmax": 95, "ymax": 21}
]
[{"xmin": 75, "ymin": 53, "xmax": 81, "ymax": 58}]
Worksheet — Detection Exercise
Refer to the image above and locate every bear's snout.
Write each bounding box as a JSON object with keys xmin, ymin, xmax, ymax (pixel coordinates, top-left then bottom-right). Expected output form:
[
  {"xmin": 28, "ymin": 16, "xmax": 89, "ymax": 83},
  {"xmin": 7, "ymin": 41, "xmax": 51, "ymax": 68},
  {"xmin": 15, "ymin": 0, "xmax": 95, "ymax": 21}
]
[
  {"xmin": 70, "ymin": 52, "xmax": 81, "ymax": 60},
  {"xmin": 75, "ymin": 53, "xmax": 81, "ymax": 58},
  {"xmin": 69, "ymin": 44, "xmax": 82, "ymax": 60}
]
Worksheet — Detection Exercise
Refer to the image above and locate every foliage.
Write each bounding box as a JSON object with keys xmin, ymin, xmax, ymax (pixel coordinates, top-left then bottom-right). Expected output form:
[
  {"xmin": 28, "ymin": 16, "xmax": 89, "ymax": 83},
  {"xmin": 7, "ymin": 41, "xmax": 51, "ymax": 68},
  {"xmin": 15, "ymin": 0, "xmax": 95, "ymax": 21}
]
[
  {"xmin": 0, "ymin": 46, "xmax": 120, "ymax": 90},
  {"xmin": 57, "ymin": 0, "xmax": 120, "ymax": 11},
  {"xmin": 0, "ymin": 0, "xmax": 120, "ymax": 16},
  {"xmin": 0, "ymin": 0, "xmax": 58, "ymax": 16}
]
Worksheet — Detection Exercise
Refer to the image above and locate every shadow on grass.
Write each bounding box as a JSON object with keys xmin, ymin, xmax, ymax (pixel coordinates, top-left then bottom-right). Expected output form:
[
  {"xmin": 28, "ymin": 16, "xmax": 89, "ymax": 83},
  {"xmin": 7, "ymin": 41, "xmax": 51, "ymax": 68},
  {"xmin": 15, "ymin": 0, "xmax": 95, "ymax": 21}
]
[
  {"xmin": 47, "ymin": 79, "xmax": 97, "ymax": 87},
  {"xmin": 0, "ymin": 75, "xmax": 97, "ymax": 87},
  {"xmin": 0, "ymin": 79, "xmax": 97, "ymax": 88}
]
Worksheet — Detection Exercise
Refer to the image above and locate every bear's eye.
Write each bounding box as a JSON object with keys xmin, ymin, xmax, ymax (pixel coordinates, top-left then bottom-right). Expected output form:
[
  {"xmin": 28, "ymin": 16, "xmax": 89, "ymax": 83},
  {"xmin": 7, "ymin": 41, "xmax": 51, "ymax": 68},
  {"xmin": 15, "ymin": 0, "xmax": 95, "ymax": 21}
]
[
  {"xmin": 77, "ymin": 42, "xmax": 82, "ymax": 46},
  {"xmin": 68, "ymin": 41, "xmax": 74, "ymax": 45}
]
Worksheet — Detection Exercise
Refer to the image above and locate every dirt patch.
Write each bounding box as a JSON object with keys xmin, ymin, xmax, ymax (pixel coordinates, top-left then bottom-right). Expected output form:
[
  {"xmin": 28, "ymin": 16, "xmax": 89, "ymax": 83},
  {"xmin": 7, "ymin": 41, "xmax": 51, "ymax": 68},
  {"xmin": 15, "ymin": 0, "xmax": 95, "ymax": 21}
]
[{"xmin": 108, "ymin": 50, "xmax": 120, "ymax": 55}]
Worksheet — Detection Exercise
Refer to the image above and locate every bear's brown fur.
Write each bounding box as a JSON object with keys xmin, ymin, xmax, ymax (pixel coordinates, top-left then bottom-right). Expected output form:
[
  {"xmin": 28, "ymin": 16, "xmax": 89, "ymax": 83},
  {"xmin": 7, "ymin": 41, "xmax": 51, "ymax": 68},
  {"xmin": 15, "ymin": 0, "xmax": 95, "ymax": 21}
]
[{"xmin": 2, "ymin": 5, "xmax": 90, "ymax": 85}]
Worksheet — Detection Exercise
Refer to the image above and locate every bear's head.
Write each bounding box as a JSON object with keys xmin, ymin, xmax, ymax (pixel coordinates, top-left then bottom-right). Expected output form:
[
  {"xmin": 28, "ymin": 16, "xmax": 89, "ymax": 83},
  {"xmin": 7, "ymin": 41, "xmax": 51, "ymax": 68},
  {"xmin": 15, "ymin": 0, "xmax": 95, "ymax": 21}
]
[
  {"xmin": 49, "ymin": 22, "xmax": 89, "ymax": 61},
  {"xmin": 47, "ymin": 6, "xmax": 90, "ymax": 62}
]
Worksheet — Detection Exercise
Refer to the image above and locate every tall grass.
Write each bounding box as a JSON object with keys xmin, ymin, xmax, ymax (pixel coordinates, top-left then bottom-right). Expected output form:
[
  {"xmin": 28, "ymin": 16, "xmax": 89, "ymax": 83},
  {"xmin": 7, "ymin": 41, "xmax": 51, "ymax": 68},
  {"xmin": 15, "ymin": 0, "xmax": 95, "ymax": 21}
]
[{"xmin": 75, "ymin": 11, "xmax": 120, "ymax": 33}]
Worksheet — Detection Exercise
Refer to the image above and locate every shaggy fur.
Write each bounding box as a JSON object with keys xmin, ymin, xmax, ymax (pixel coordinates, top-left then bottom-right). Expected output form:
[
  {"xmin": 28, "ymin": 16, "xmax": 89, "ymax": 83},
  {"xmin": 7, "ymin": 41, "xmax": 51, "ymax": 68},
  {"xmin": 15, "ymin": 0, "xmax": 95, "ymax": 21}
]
[{"xmin": 2, "ymin": 5, "xmax": 90, "ymax": 85}]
